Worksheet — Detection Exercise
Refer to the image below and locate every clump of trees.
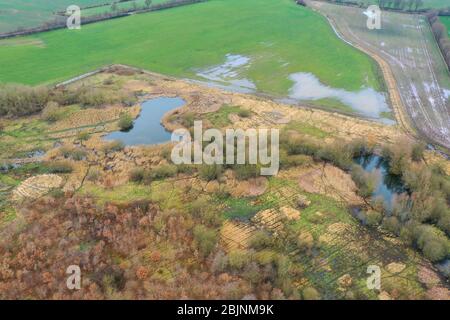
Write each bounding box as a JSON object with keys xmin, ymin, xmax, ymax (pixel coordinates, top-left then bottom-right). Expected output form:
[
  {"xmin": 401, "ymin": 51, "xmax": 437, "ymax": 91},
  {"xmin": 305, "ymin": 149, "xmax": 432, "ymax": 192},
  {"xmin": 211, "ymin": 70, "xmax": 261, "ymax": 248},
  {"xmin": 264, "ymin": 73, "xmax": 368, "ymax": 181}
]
[
  {"xmin": 359, "ymin": 139, "xmax": 450, "ymax": 262},
  {"xmin": 427, "ymin": 11, "xmax": 450, "ymax": 69}
]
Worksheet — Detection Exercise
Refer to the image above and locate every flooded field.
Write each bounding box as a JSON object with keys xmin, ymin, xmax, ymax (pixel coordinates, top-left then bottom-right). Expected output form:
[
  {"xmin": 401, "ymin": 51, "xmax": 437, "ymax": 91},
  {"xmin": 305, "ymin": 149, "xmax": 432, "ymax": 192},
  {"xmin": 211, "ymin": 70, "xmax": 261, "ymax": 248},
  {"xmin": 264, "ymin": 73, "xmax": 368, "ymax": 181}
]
[
  {"xmin": 196, "ymin": 54, "xmax": 391, "ymax": 120},
  {"xmin": 287, "ymin": 72, "xmax": 390, "ymax": 119},
  {"xmin": 309, "ymin": 0, "xmax": 450, "ymax": 149}
]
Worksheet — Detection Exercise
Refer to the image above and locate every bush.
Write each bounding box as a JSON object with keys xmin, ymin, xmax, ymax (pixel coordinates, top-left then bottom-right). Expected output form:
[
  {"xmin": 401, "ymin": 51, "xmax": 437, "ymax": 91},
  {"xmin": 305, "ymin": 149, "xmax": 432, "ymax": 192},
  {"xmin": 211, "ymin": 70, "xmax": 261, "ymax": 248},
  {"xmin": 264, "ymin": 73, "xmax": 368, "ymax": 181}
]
[
  {"xmin": 382, "ymin": 216, "xmax": 401, "ymax": 235},
  {"xmin": 86, "ymin": 168, "xmax": 101, "ymax": 182},
  {"xmin": 281, "ymin": 134, "xmax": 319, "ymax": 156},
  {"xmin": 249, "ymin": 230, "xmax": 273, "ymax": 250},
  {"xmin": 118, "ymin": 113, "xmax": 134, "ymax": 131},
  {"xmin": 280, "ymin": 151, "xmax": 312, "ymax": 169},
  {"xmin": 45, "ymin": 161, "xmax": 73, "ymax": 173},
  {"xmin": 416, "ymin": 225, "xmax": 449, "ymax": 262},
  {"xmin": 193, "ymin": 225, "xmax": 217, "ymax": 257},
  {"xmin": 199, "ymin": 164, "xmax": 223, "ymax": 181},
  {"xmin": 41, "ymin": 101, "xmax": 62, "ymax": 122},
  {"xmin": 77, "ymin": 130, "xmax": 90, "ymax": 142},
  {"xmin": 351, "ymin": 165, "xmax": 377, "ymax": 198},
  {"xmin": 238, "ymin": 109, "xmax": 251, "ymax": 118},
  {"xmin": 411, "ymin": 142, "xmax": 426, "ymax": 161},
  {"xmin": 101, "ymin": 140, "xmax": 124, "ymax": 153},
  {"xmin": 365, "ymin": 210, "xmax": 382, "ymax": 227},
  {"xmin": 302, "ymin": 287, "xmax": 321, "ymax": 300},
  {"xmin": 227, "ymin": 249, "xmax": 251, "ymax": 270},
  {"xmin": 59, "ymin": 146, "xmax": 87, "ymax": 161},
  {"xmin": 150, "ymin": 164, "xmax": 178, "ymax": 180},
  {"xmin": 233, "ymin": 164, "xmax": 259, "ymax": 180},
  {"xmin": 129, "ymin": 167, "xmax": 145, "ymax": 183}
]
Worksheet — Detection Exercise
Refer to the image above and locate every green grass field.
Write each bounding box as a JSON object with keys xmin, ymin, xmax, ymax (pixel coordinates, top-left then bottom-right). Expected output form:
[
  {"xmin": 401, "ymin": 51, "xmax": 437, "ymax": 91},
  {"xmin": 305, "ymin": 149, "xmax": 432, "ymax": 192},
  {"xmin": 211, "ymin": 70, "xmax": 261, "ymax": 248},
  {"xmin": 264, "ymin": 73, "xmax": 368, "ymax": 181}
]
[
  {"xmin": 0, "ymin": 0, "xmax": 108, "ymax": 33},
  {"xmin": 0, "ymin": 0, "xmax": 382, "ymax": 98},
  {"xmin": 441, "ymin": 16, "xmax": 450, "ymax": 36}
]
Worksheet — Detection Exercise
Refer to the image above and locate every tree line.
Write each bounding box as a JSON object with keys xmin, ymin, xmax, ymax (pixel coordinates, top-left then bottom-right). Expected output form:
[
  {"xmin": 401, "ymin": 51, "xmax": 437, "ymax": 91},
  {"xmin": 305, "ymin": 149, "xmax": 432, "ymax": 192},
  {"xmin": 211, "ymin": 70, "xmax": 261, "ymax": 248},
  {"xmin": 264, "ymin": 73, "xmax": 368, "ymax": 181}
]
[{"xmin": 427, "ymin": 11, "xmax": 450, "ymax": 70}]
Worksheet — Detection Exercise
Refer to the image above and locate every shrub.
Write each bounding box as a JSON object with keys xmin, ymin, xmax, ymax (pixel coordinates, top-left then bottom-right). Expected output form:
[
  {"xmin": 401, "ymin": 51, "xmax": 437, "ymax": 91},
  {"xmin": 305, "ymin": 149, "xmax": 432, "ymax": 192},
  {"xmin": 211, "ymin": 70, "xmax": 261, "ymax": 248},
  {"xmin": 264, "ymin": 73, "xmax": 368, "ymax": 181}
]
[
  {"xmin": 59, "ymin": 146, "xmax": 87, "ymax": 161},
  {"xmin": 199, "ymin": 164, "xmax": 223, "ymax": 181},
  {"xmin": 77, "ymin": 130, "xmax": 90, "ymax": 142},
  {"xmin": 86, "ymin": 168, "xmax": 101, "ymax": 182},
  {"xmin": 382, "ymin": 216, "xmax": 401, "ymax": 235},
  {"xmin": 118, "ymin": 113, "xmax": 134, "ymax": 131},
  {"xmin": 227, "ymin": 249, "xmax": 251, "ymax": 270},
  {"xmin": 233, "ymin": 164, "xmax": 259, "ymax": 180},
  {"xmin": 101, "ymin": 140, "xmax": 124, "ymax": 153},
  {"xmin": 41, "ymin": 101, "xmax": 61, "ymax": 122},
  {"xmin": 281, "ymin": 134, "xmax": 319, "ymax": 156},
  {"xmin": 302, "ymin": 287, "xmax": 321, "ymax": 300},
  {"xmin": 150, "ymin": 164, "xmax": 178, "ymax": 180},
  {"xmin": 416, "ymin": 225, "xmax": 449, "ymax": 262},
  {"xmin": 193, "ymin": 225, "xmax": 217, "ymax": 257},
  {"xmin": 365, "ymin": 210, "xmax": 382, "ymax": 227},
  {"xmin": 280, "ymin": 151, "xmax": 312, "ymax": 169},
  {"xmin": 249, "ymin": 230, "xmax": 273, "ymax": 250},
  {"xmin": 129, "ymin": 167, "xmax": 145, "ymax": 183},
  {"xmin": 411, "ymin": 142, "xmax": 426, "ymax": 161},
  {"xmin": 351, "ymin": 165, "xmax": 377, "ymax": 198},
  {"xmin": 45, "ymin": 161, "xmax": 73, "ymax": 173},
  {"xmin": 297, "ymin": 231, "xmax": 314, "ymax": 252},
  {"xmin": 238, "ymin": 109, "xmax": 251, "ymax": 118}
]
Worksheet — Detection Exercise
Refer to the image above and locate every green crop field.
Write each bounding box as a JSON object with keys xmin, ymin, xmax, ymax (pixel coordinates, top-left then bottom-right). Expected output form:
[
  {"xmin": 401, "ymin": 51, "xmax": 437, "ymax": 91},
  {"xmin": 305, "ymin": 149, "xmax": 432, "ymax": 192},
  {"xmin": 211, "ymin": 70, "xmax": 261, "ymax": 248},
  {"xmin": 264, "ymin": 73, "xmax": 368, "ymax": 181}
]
[
  {"xmin": 0, "ymin": 0, "xmax": 108, "ymax": 34},
  {"xmin": 0, "ymin": 0, "xmax": 382, "ymax": 99},
  {"xmin": 442, "ymin": 16, "xmax": 450, "ymax": 36}
]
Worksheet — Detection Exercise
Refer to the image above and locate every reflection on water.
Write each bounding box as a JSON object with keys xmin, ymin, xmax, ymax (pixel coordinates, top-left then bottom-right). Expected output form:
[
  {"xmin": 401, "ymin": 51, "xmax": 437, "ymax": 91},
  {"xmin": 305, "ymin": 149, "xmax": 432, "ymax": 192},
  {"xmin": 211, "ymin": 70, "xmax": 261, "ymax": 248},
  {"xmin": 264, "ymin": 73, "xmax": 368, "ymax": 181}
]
[
  {"xmin": 104, "ymin": 97, "xmax": 185, "ymax": 146},
  {"xmin": 288, "ymin": 73, "xmax": 390, "ymax": 119},
  {"xmin": 355, "ymin": 154, "xmax": 405, "ymax": 211}
]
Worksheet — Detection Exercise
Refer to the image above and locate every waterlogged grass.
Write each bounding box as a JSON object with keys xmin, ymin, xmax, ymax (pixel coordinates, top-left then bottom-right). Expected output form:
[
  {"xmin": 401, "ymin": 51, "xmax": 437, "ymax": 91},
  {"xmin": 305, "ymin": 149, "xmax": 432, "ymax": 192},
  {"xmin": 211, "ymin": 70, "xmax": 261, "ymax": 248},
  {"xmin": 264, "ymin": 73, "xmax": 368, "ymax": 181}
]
[{"xmin": 0, "ymin": 0, "xmax": 382, "ymax": 97}]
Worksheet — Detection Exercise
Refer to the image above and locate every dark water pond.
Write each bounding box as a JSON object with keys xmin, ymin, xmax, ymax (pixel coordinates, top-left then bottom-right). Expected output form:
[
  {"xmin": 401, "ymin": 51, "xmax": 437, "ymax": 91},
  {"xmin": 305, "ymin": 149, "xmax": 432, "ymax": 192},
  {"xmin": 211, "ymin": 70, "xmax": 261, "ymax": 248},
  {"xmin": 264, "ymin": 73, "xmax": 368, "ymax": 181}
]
[
  {"xmin": 104, "ymin": 97, "xmax": 185, "ymax": 146},
  {"xmin": 354, "ymin": 154, "xmax": 405, "ymax": 211}
]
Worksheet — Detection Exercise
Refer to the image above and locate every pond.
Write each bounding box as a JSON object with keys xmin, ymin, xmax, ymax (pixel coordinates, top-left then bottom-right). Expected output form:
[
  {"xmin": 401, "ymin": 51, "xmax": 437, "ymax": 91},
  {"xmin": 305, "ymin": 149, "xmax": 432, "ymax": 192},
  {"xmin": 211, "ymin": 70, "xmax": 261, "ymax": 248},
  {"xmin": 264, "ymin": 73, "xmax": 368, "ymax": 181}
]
[
  {"xmin": 103, "ymin": 97, "xmax": 186, "ymax": 146},
  {"xmin": 354, "ymin": 154, "xmax": 405, "ymax": 211}
]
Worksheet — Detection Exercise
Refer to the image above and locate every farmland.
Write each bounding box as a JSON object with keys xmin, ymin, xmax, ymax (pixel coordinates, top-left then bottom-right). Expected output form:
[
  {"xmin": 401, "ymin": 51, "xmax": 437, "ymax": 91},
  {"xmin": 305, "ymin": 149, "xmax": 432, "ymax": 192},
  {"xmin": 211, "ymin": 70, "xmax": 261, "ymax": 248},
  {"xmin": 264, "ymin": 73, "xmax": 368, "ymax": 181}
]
[
  {"xmin": 0, "ymin": 0, "xmax": 385, "ymax": 116},
  {"xmin": 442, "ymin": 16, "xmax": 450, "ymax": 36},
  {"xmin": 309, "ymin": 0, "xmax": 450, "ymax": 149},
  {"xmin": 0, "ymin": 0, "xmax": 108, "ymax": 34}
]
